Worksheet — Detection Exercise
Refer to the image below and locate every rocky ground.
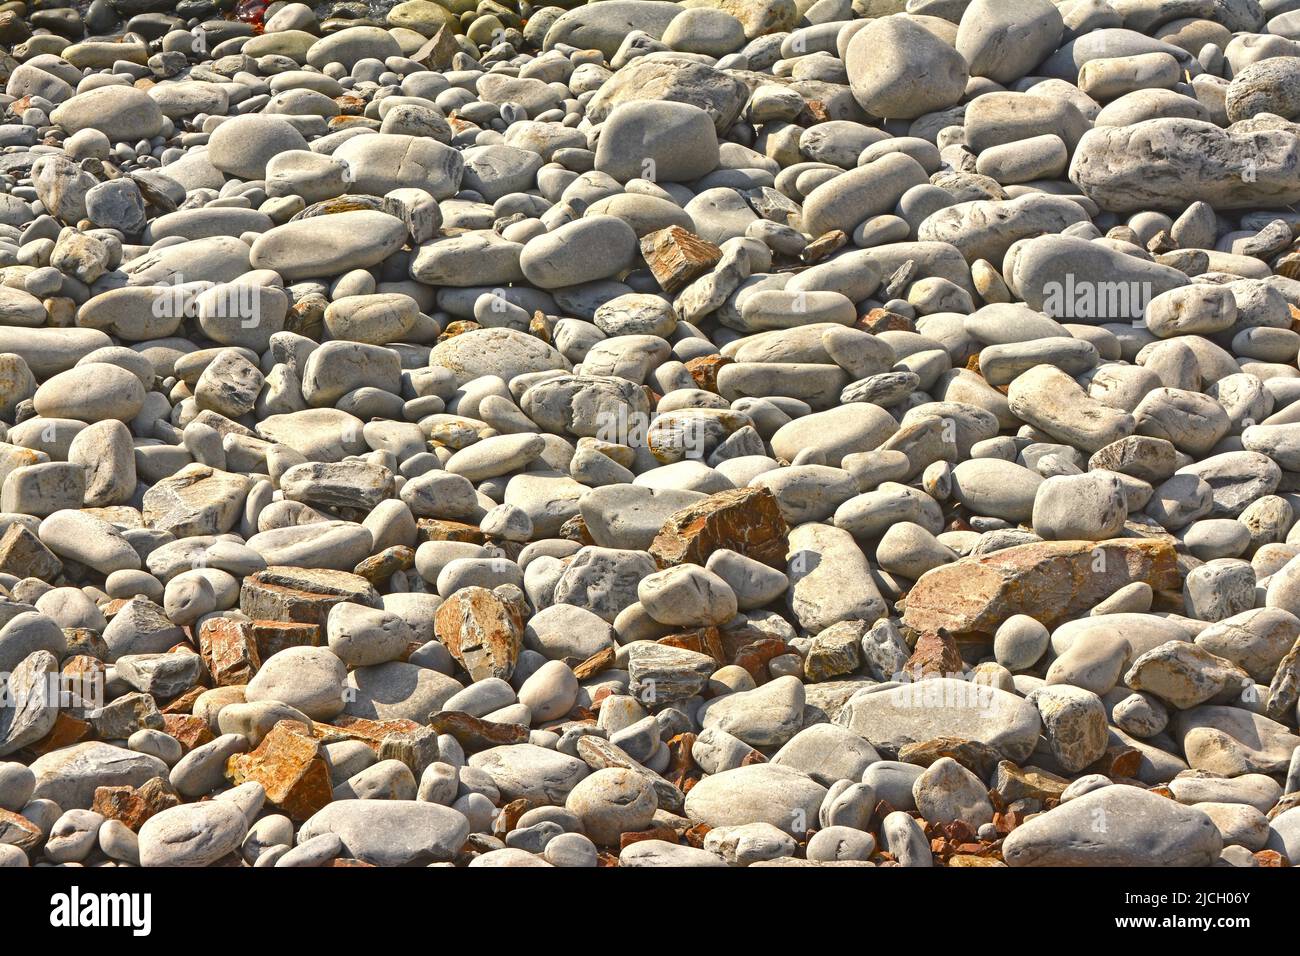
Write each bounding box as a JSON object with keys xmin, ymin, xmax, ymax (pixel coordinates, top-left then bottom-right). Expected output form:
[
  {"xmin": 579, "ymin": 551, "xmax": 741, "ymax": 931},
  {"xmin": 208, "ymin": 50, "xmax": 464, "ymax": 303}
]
[{"xmin": 0, "ymin": 0, "xmax": 1299, "ymax": 870}]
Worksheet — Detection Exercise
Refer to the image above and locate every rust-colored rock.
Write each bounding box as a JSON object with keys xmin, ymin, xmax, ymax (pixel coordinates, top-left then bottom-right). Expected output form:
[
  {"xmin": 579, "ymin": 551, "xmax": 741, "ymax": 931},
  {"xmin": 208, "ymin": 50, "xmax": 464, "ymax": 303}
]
[
  {"xmin": 0, "ymin": 809, "xmax": 43, "ymax": 853},
  {"xmin": 730, "ymin": 637, "xmax": 790, "ymax": 685},
  {"xmin": 26, "ymin": 711, "xmax": 91, "ymax": 756},
  {"xmin": 649, "ymin": 486, "xmax": 789, "ymax": 568},
  {"xmin": 684, "ymin": 354, "xmax": 731, "ymax": 393},
  {"xmin": 858, "ymin": 308, "xmax": 915, "ymax": 334},
  {"xmin": 902, "ymin": 538, "xmax": 1181, "ymax": 640},
  {"xmin": 573, "ymin": 645, "xmax": 615, "ymax": 682},
  {"xmin": 162, "ymin": 713, "xmax": 212, "ymax": 752},
  {"xmin": 91, "ymin": 778, "xmax": 181, "ymax": 831},
  {"xmin": 416, "ymin": 518, "xmax": 486, "ymax": 543},
  {"xmin": 683, "ymin": 822, "xmax": 711, "ymax": 847},
  {"xmin": 658, "ymin": 627, "xmax": 725, "ymax": 664},
  {"xmin": 993, "ymin": 761, "xmax": 1068, "ymax": 803},
  {"xmin": 640, "ymin": 225, "xmax": 722, "ymax": 294},
  {"xmin": 1084, "ymin": 745, "xmax": 1143, "ymax": 780},
  {"xmin": 429, "ymin": 711, "xmax": 530, "ymax": 751},
  {"xmin": 226, "ymin": 720, "xmax": 332, "ymax": 821},
  {"xmin": 664, "ymin": 732, "xmax": 701, "ymax": 793},
  {"xmin": 239, "ymin": 566, "xmax": 380, "ymax": 630},
  {"xmin": 59, "ymin": 654, "xmax": 105, "ymax": 703},
  {"xmin": 249, "ymin": 620, "xmax": 321, "ymax": 659},
  {"xmin": 558, "ymin": 513, "xmax": 595, "ymax": 544},
  {"xmin": 904, "ymin": 629, "xmax": 963, "ymax": 679},
  {"xmin": 353, "ymin": 545, "xmax": 414, "ymax": 583},
  {"xmin": 311, "ymin": 715, "xmax": 423, "ymax": 750},
  {"xmin": 198, "ymin": 617, "xmax": 262, "ymax": 686},
  {"xmin": 435, "ymin": 586, "xmax": 523, "ymax": 681},
  {"xmin": 529, "ymin": 310, "xmax": 553, "ymax": 343},
  {"xmin": 620, "ymin": 827, "xmax": 678, "ymax": 850},
  {"xmin": 162, "ymin": 686, "xmax": 207, "ymax": 715},
  {"xmin": 801, "ymin": 229, "xmax": 847, "ymax": 263},
  {"xmin": 493, "ymin": 798, "xmax": 541, "ymax": 840}
]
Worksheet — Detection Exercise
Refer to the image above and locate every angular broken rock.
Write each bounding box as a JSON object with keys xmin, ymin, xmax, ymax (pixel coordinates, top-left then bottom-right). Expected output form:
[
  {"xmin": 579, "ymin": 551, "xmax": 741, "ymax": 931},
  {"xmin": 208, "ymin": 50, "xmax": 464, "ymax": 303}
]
[
  {"xmin": 198, "ymin": 618, "xmax": 262, "ymax": 687},
  {"xmin": 141, "ymin": 463, "xmax": 251, "ymax": 537},
  {"xmin": 903, "ymin": 539, "xmax": 1180, "ymax": 640},
  {"xmin": 428, "ymin": 711, "xmax": 531, "ymax": 752},
  {"xmin": 225, "ymin": 720, "xmax": 332, "ymax": 821},
  {"xmin": 239, "ymin": 566, "xmax": 380, "ymax": 630},
  {"xmin": 626, "ymin": 641, "xmax": 717, "ymax": 706},
  {"xmin": 0, "ymin": 523, "xmax": 62, "ymax": 580},
  {"xmin": 639, "ymin": 225, "xmax": 722, "ymax": 295},
  {"xmin": 1029, "ymin": 685, "xmax": 1109, "ymax": 773},
  {"xmin": 435, "ymin": 586, "xmax": 523, "ymax": 682},
  {"xmin": 91, "ymin": 778, "xmax": 182, "ymax": 832},
  {"xmin": 0, "ymin": 650, "xmax": 59, "ymax": 757},
  {"xmin": 649, "ymin": 486, "xmax": 789, "ymax": 568}
]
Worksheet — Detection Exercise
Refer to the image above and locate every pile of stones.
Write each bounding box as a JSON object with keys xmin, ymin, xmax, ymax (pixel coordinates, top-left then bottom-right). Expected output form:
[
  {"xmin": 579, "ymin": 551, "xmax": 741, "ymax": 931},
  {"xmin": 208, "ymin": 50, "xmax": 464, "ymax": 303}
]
[{"xmin": 1, "ymin": 0, "xmax": 1300, "ymax": 867}]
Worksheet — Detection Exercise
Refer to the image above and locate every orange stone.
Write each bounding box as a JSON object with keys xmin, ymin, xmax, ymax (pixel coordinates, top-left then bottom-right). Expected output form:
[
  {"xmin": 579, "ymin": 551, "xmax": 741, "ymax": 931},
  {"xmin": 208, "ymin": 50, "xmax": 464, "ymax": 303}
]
[
  {"xmin": 573, "ymin": 645, "xmax": 615, "ymax": 682},
  {"xmin": 163, "ymin": 713, "xmax": 213, "ymax": 752},
  {"xmin": 312, "ymin": 715, "xmax": 424, "ymax": 750},
  {"xmin": 649, "ymin": 486, "xmax": 789, "ymax": 569},
  {"xmin": 91, "ymin": 778, "xmax": 181, "ymax": 831},
  {"xmin": 162, "ymin": 686, "xmax": 207, "ymax": 714},
  {"xmin": 639, "ymin": 226, "xmax": 722, "ymax": 294},
  {"xmin": 619, "ymin": 827, "xmax": 678, "ymax": 850},
  {"xmin": 902, "ymin": 538, "xmax": 1181, "ymax": 640},
  {"xmin": 658, "ymin": 627, "xmax": 725, "ymax": 665},
  {"xmin": 416, "ymin": 519, "xmax": 486, "ymax": 544},
  {"xmin": 353, "ymin": 545, "xmax": 414, "ymax": 584},
  {"xmin": 226, "ymin": 720, "xmax": 333, "ymax": 821},
  {"xmin": 858, "ymin": 308, "xmax": 915, "ymax": 334},
  {"xmin": 199, "ymin": 617, "xmax": 262, "ymax": 686},
  {"xmin": 435, "ymin": 586, "xmax": 523, "ymax": 681},
  {"xmin": 904, "ymin": 630, "xmax": 963, "ymax": 679},
  {"xmin": 249, "ymin": 620, "xmax": 321, "ymax": 659},
  {"xmin": 26, "ymin": 712, "xmax": 91, "ymax": 756},
  {"xmin": 684, "ymin": 355, "xmax": 731, "ymax": 393},
  {"xmin": 730, "ymin": 637, "xmax": 790, "ymax": 685}
]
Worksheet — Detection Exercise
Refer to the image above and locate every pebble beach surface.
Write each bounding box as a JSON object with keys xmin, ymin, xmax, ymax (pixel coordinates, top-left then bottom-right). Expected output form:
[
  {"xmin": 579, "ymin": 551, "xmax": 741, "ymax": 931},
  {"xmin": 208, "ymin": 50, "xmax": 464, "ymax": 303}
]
[{"xmin": 1, "ymin": 0, "xmax": 1300, "ymax": 869}]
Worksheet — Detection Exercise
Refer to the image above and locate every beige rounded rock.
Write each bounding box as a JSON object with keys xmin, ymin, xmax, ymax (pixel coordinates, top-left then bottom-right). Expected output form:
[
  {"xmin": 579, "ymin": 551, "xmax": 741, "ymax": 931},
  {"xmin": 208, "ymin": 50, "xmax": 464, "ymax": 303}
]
[{"xmin": 564, "ymin": 768, "xmax": 658, "ymax": 845}]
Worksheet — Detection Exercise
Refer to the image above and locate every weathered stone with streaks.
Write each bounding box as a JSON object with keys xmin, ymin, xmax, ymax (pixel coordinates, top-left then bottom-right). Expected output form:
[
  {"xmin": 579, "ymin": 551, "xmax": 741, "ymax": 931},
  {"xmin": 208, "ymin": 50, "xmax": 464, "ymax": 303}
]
[
  {"xmin": 903, "ymin": 539, "xmax": 1181, "ymax": 640},
  {"xmin": 435, "ymin": 586, "xmax": 523, "ymax": 681}
]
